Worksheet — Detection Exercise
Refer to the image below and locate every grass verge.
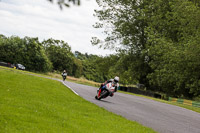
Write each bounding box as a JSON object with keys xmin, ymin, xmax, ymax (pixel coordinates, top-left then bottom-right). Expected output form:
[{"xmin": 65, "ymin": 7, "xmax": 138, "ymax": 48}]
[
  {"xmin": 0, "ymin": 68, "xmax": 156, "ymax": 133},
  {"xmin": 46, "ymin": 72, "xmax": 101, "ymax": 87}
]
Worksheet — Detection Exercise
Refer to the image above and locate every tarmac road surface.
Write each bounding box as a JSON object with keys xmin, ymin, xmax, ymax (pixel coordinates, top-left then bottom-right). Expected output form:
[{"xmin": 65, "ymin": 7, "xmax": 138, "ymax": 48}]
[{"xmin": 64, "ymin": 81, "xmax": 200, "ymax": 133}]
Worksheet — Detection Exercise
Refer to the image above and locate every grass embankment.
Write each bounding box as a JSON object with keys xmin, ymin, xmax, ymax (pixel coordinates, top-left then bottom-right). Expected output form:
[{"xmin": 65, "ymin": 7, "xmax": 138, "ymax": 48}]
[{"xmin": 0, "ymin": 68, "xmax": 156, "ymax": 133}]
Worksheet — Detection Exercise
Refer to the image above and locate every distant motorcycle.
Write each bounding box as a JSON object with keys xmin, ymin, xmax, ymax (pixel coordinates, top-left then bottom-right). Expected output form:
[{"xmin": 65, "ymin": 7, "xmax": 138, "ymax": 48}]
[
  {"xmin": 62, "ymin": 73, "xmax": 67, "ymax": 81},
  {"xmin": 95, "ymin": 82, "xmax": 115, "ymax": 100}
]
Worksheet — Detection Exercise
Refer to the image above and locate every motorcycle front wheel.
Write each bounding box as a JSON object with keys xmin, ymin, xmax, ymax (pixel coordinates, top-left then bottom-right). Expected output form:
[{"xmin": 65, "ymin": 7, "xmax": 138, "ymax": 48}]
[{"xmin": 63, "ymin": 76, "xmax": 66, "ymax": 81}]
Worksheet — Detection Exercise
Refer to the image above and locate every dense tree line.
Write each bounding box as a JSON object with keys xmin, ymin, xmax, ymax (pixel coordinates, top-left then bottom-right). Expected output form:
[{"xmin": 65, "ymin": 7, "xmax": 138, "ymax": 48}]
[
  {"xmin": 0, "ymin": 35, "xmax": 82, "ymax": 76},
  {"xmin": 93, "ymin": 0, "xmax": 200, "ymax": 100},
  {"xmin": 74, "ymin": 51, "xmax": 119, "ymax": 82},
  {"xmin": 0, "ymin": 34, "xmax": 117, "ymax": 82},
  {"xmin": 0, "ymin": 35, "xmax": 52, "ymax": 72}
]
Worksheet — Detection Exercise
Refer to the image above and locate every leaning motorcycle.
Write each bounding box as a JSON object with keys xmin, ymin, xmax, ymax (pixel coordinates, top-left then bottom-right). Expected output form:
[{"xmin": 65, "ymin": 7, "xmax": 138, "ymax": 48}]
[{"xmin": 95, "ymin": 82, "xmax": 115, "ymax": 100}]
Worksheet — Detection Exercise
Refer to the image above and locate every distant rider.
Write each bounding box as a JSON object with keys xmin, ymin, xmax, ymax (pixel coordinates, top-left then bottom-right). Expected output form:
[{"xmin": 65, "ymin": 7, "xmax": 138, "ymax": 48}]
[
  {"xmin": 62, "ymin": 70, "xmax": 67, "ymax": 81},
  {"xmin": 97, "ymin": 76, "xmax": 119, "ymax": 98}
]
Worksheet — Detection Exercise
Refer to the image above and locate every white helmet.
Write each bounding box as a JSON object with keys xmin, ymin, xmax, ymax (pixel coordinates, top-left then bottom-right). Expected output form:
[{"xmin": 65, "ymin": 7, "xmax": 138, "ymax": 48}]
[{"xmin": 114, "ymin": 76, "xmax": 119, "ymax": 83}]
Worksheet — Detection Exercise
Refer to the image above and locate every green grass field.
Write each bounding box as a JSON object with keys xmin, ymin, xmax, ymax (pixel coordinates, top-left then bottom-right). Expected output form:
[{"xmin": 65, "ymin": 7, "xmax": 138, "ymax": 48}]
[{"xmin": 0, "ymin": 68, "xmax": 156, "ymax": 133}]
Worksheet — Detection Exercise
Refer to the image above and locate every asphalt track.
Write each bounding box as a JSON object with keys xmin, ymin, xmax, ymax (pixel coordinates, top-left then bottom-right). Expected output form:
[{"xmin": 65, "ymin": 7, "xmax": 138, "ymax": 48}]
[{"xmin": 64, "ymin": 80, "xmax": 200, "ymax": 133}]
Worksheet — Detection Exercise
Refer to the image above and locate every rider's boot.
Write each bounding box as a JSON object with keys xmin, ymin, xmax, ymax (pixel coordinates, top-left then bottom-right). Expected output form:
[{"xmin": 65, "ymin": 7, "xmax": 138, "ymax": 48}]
[{"xmin": 110, "ymin": 92, "xmax": 114, "ymax": 97}]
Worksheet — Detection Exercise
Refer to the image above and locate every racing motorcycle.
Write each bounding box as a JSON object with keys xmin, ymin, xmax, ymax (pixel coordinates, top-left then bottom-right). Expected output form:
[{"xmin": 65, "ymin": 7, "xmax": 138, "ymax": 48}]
[
  {"xmin": 62, "ymin": 73, "xmax": 67, "ymax": 81},
  {"xmin": 95, "ymin": 82, "xmax": 115, "ymax": 100}
]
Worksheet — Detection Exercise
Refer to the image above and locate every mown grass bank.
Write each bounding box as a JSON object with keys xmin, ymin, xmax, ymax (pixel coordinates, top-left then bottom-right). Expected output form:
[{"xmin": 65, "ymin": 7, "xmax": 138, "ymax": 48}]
[{"xmin": 0, "ymin": 68, "xmax": 156, "ymax": 133}]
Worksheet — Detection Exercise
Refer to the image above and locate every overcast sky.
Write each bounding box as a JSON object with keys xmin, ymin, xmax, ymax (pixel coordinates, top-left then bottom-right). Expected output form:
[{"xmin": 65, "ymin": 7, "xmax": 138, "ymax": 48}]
[{"xmin": 0, "ymin": 0, "xmax": 114, "ymax": 56}]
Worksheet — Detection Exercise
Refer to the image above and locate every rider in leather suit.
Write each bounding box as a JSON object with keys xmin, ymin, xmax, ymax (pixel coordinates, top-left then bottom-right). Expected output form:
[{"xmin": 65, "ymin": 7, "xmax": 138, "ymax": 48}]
[{"xmin": 97, "ymin": 76, "xmax": 119, "ymax": 98}]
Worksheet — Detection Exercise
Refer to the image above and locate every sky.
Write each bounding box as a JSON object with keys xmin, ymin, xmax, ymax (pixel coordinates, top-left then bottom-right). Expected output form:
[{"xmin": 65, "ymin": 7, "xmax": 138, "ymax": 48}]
[{"xmin": 0, "ymin": 0, "xmax": 115, "ymax": 56}]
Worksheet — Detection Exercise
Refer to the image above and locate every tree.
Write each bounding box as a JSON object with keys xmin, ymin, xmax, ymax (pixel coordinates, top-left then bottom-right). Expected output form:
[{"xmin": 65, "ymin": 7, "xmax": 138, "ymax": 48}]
[
  {"xmin": 72, "ymin": 58, "xmax": 83, "ymax": 78},
  {"xmin": 93, "ymin": 0, "xmax": 200, "ymax": 99},
  {"xmin": 42, "ymin": 38, "xmax": 75, "ymax": 74},
  {"xmin": 145, "ymin": 0, "xmax": 200, "ymax": 98},
  {"xmin": 92, "ymin": 0, "xmax": 151, "ymax": 86},
  {"xmin": 47, "ymin": 0, "xmax": 80, "ymax": 9},
  {"xmin": 0, "ymin": 35, "xmax": 52, "ymax": 72}
]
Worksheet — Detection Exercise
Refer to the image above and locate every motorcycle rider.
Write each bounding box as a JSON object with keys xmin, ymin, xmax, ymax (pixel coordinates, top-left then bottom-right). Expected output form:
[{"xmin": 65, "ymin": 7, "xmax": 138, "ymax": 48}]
[
  {"xmin": 97, "ymin": 76, "xmax": 119, "ymax": 99},
  {"xmin": 62, "ymin": 70, "xmax": 67, "ymax": 81}
]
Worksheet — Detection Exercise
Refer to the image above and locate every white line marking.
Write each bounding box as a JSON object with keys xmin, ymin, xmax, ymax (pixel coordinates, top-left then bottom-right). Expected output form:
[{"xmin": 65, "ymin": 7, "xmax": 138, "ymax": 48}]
[{"xmin": 62, "ymin": 81, "xmax": 79, "ymax": 96}]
